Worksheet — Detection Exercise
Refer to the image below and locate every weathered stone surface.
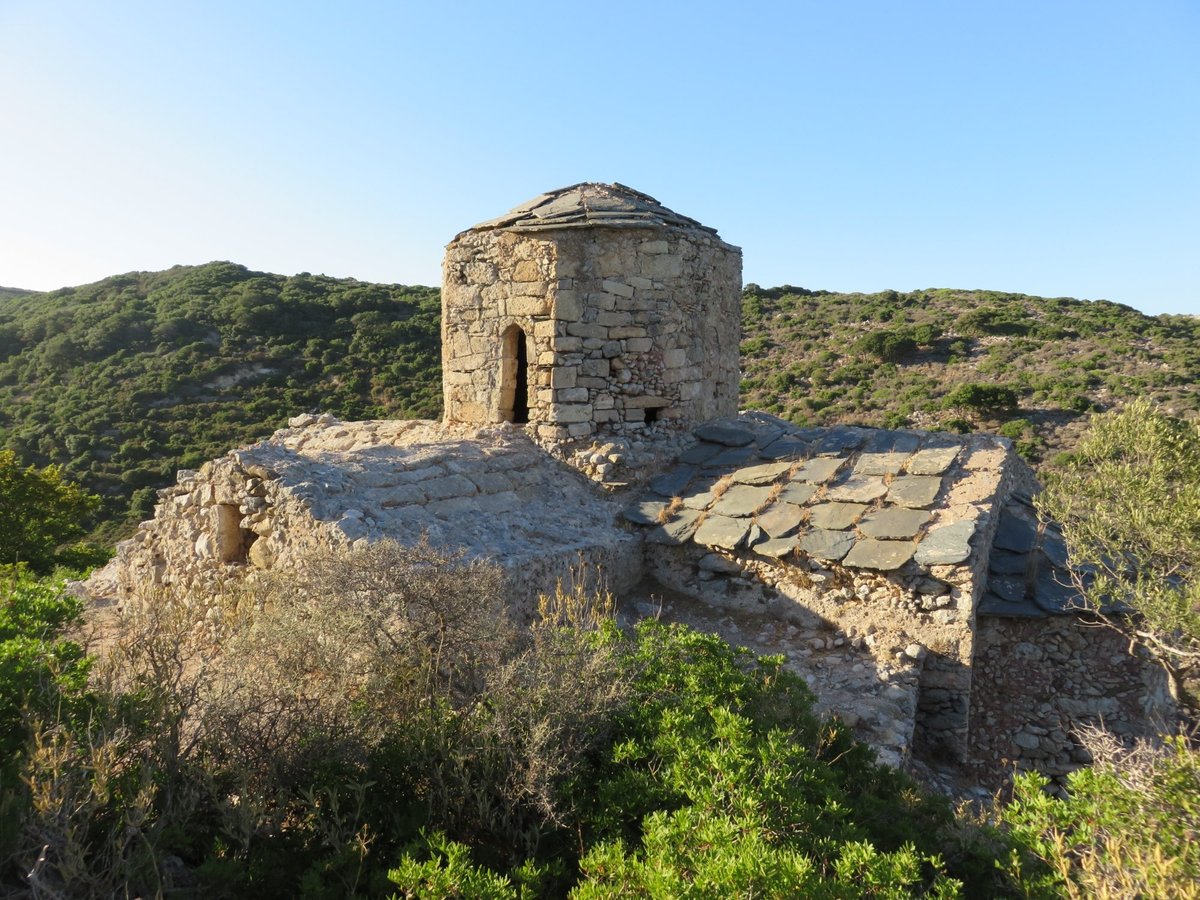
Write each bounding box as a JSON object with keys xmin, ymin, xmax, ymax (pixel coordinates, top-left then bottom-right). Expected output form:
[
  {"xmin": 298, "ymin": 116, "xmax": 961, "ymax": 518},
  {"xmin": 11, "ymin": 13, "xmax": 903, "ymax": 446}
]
[
  {"xmin": 863, "ymin": 431, "xmax": 921, "ymax": 454},
  {"xmin": 704, "ymin": 446, "xmax": 758, "ymax": 467},
  {"xmin": 791, "ymin": 457, "xmax": 844, "ymax": 483},
  {"xmin": 694, "ymin": 423, "xmax": 755, "ymax": 446},
  {"xmin": 913, "ymin": 520, "xmax": 976, "ymax": 565},
  {"xmin": 681, "ymin": 486, "xmax": 718, "ymax": 509},
  {"xmin": 810, "ymin": 427, "xmax": 866, "ymax": 454},
  {"xmin": 731, "ymin": 460, "xmax": 792, "ymax": 485},
  {"xmin": 978, "ymin": 592, "xmax": 1044, "ymax": 617},
  {"xmin": 754, "ymin": 502, "xmax": 804, "ymax": 537},
  {"xmin": 826, "ymin": 474, "xmax": 888, "ymax": 503},
  {"xmin": 698, "ymin": 553, "xmax": 741, "ymax": 574},
  {"xmin": 758, "ymin": 438, "xmax": 808, "ymax": 460},
  {"xmin": 800, "ymin": 528, "xmax": 856, "ymax": 561},
  {"xmin": 808, "ymin": 502, "xmax": 866, "ymax": 531},
  {"xmin": 858, "ymin": 508, "xmax": 931, "ymax": 540},
  {"xmin": 854, "ymin": 452, "xmax": 910, "ymax": 475},
  {"xmin": 751, "ymin": 535, "xmax": 799, "ymax": 558},
  {"xmin": 649, "ymin": 467, "xmax": 696, "ymax": 497},
  {"xmin": 990, "ymin": 574, "xmax": 1027, "ymax": 603},
  {"xmin": 776, "ymin": 482, "xmax": 817, "ymax": 506},
  {"xmin": 886, "ymin": 476, "xmax": 943, "ymax": 508},
  {"xmin": 1042, "ymin": 528, "xmax": 1069, "ymax": 567},
  {"xmin": 843, "ymin": 539, "xmax": 915, "ymax": 571},
  {"xmin": 711, "ymin": 484, "xmax": 773, "ymax": 518},
  {"xmin": 693, "ymin": 514, "xmax": 749, "ymax": 550},
  {"xmin": 1033, "ymin": 569, "xmax": 1084, "ymax": 614},
  {"xmin": 906, "ymin": 445, "xmax": 960, "ymax": 475},
  {"xmin": 995, "ymin": 511, "xmax": 1038, "ymax": 553},
  {"xmin": 989, "ymin": 549, "xmax": 1030, "ymax": 575},
  {"xmin": 623, "ymin": 499, "xmax": 668, "ymax": 525},
  {"xmin": 645, "ymin": 507, "xmax": 702, "ymax": 545},
  {"xmin": 678, "ymin": 442, "xmax": 721, "ymax": 465}
]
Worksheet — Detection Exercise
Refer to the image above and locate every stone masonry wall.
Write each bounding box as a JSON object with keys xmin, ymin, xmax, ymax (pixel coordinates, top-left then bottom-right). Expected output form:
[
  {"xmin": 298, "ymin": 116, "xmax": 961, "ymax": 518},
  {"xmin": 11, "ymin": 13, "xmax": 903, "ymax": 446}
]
[
  {"xmin": 93, "ymin": 416, "xmax": 644, "ymax": 617},
  {"xmin": 969, "ymin": 614, "xmax": 1176, "ymax": 788},
  {"xmin": 442, "ymin": 225, "xmax": 741, "ymax": 446},
  {"xmin": 625, "ymin": 415, "xmax": 1041, "ymax": 762}
]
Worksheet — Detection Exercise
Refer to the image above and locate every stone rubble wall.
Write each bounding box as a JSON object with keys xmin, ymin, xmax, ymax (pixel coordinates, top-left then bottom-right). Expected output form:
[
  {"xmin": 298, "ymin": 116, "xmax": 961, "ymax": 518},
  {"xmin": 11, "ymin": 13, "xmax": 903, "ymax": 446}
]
[
  {"xmin": 969, "ymin": 614, "xmax": 1176, "ymax": 787},
  {"xmin": 92, "ymin": 415, "xmax": 644, "ymax": 617},
  {"xmin": 627, "ymin": 415, "xmax": 1040, "ymax": 761},
  {"xmin": 442, "ymin": 225, "xmax": 741, "ymax": 447}
]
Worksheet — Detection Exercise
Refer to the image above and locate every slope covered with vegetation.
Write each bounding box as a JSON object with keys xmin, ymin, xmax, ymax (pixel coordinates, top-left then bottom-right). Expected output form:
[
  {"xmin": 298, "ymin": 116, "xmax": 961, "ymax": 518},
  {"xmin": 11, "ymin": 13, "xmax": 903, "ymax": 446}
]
[
  {"xmin": 0, "ymin": 263, "xmax": 439, "ymax": 541},
  {"xmin": 739, "ymin": 285, "xmax": 1200, "ymax": 462},
  {"xmin": 2, "ymin": 265, "xmax": 1197, "ymax": 543}
]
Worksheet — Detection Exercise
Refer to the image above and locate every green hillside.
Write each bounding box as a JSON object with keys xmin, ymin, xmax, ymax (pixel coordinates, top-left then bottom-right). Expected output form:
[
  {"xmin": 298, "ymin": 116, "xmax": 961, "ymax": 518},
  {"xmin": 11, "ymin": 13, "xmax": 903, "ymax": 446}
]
[
  {"xmin": 2, "ymin": 264, "xmax": 1196, "ymax": 543},
  {"xmin": 739, "ymin": 285, "xmax": 1200, "ymax": 461},
  {"xmin": 0, "ymin": 262, "xmax": 440, "ymax": 541}
]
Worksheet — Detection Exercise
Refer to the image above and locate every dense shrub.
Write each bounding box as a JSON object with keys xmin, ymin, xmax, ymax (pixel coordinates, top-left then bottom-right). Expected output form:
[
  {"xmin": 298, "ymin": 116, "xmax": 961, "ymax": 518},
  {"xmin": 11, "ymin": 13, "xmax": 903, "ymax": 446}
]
[
  {"xmin": 943, "ymin": 383, "xmax": 1019, "ymax": 415},
  {"xmin": 1000, "ymin": 731, "xmax": 1200, "ymax": 898},
  {"xmin": 3, "ymin": 545, "xmax": 1029, "ymax": 898},
  {"xmin": 0, "ymin": 451, "xmax": 104, "ymax": 573},
  {"xmin": 854, "ymin": 329, "xmax": 919, "ymax": 362}
]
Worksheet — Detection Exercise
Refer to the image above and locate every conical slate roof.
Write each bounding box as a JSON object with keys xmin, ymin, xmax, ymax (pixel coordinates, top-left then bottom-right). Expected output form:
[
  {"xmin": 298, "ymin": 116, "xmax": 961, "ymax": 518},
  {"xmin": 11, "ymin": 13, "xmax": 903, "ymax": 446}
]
[{"xmin": 469, "ymin": 182, "xmax": 720, "ymax": 235}]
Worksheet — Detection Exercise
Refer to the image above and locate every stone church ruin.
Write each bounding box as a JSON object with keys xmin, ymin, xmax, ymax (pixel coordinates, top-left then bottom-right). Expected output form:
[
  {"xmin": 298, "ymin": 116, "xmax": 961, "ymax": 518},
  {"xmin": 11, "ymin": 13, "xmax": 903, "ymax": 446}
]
[{"xmin": 90, "ymin": 183, "xmax": 1175, "ymax": 791}]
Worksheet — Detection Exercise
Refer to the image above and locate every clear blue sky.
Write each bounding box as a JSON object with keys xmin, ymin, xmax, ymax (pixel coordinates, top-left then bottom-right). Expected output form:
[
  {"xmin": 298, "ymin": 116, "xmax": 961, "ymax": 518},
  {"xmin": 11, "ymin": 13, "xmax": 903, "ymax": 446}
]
[{"xmin": 1, "ymin": 1, "xmax": 1197, "ymax": 315}]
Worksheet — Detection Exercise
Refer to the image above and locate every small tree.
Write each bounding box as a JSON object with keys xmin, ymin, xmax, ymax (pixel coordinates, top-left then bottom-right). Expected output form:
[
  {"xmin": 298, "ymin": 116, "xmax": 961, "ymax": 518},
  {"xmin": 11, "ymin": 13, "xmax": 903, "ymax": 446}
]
[
  {"xmin": 943, "ymin": 383, "xmax": 1019, "ymax": 416},
  {"xmin": 1036, "ymin": 399, "xmax": 1200, "ymax": 706},
  {"xmin": 0, "ymin": 451, "xmax": 101, "ymax": 573}
]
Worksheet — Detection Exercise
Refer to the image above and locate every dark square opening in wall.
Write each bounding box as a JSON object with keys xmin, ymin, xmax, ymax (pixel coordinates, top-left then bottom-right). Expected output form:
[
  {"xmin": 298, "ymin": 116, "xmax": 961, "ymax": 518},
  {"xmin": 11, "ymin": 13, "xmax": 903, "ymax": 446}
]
[
  {"xmin": 215, "ymin": 503, "xmax": 258, "ymax": 564},
  {"xmin": 643, "ymin": 407, "xmax": 660, "ymax": 424}
]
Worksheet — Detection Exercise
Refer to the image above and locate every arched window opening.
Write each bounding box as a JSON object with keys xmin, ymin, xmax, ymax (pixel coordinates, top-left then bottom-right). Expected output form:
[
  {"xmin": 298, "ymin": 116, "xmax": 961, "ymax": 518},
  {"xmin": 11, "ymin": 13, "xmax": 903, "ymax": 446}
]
[{"xmin": 500, "ymin": 325, "xmax": 530, "ymax": 424}]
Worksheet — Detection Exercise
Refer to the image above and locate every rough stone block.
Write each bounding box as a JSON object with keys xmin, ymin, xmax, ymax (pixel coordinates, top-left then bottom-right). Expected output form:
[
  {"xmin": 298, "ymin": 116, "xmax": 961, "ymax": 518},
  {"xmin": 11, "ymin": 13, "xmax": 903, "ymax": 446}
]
[
  {"xmin": 547, "ymin": 403, "xmax": 593, "ymax": 424},
  {"xmin": 608, "ymin": 326, "xmax": 647, "ymax": 339},
  {"xmin": 626, "ymin": 338, "xmax": 653, "ymax": 352},
  {"xmin": 693, "ymin": 514, "xmax": 749, "ymax": 550},
  {"xmin": 800, "ymin": 529, "xmax": 855, "ymax": 562},
  {"xmin": 826, "ymin": 474, "xmax": 888, "ymax": 503},
  {"xmin": 858, "ymin": 508, "xmax": 931, "ymax": 540},
  {"xmin": 553, "ymin": 290, "xmax": 582, "ymax": 320},
  {"xmin": 602, "ymin": 279, "xmax": 635, "ymax": 298},
  {"xmin": 550, "ymin": 368, "xmax": 577, "ymax": 388},
  {"xmin": 808, "ymin": 502, "xmax": 866, "ymax": 530},
  {"xmin": 554, "ymin": 335, "xmax": 583, "ymax": 352},
  {"xmin": 843, "ymin": 539, "xmax": 915, "ymax": 571},
  {"xmin": 711, "ymin": 484, "xmax": 773, "ymax": 518},
  {"xmin": 644, "ymin": 254, "xmax": 683, "ymax": 279},
  {"xmin": 511, "ymin": 259, "xmax": 542, "ymax": 282},
  {"xmin": 662, "ymin": 348, "xmax": 688, "ymax": 368},
  {"xmin": 598, "ymin": 311, "xmax": 633, "ymax": 327},
  {"xmin": 566, "ymin": 322, "xmax": 608, "ymax": 339}
]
